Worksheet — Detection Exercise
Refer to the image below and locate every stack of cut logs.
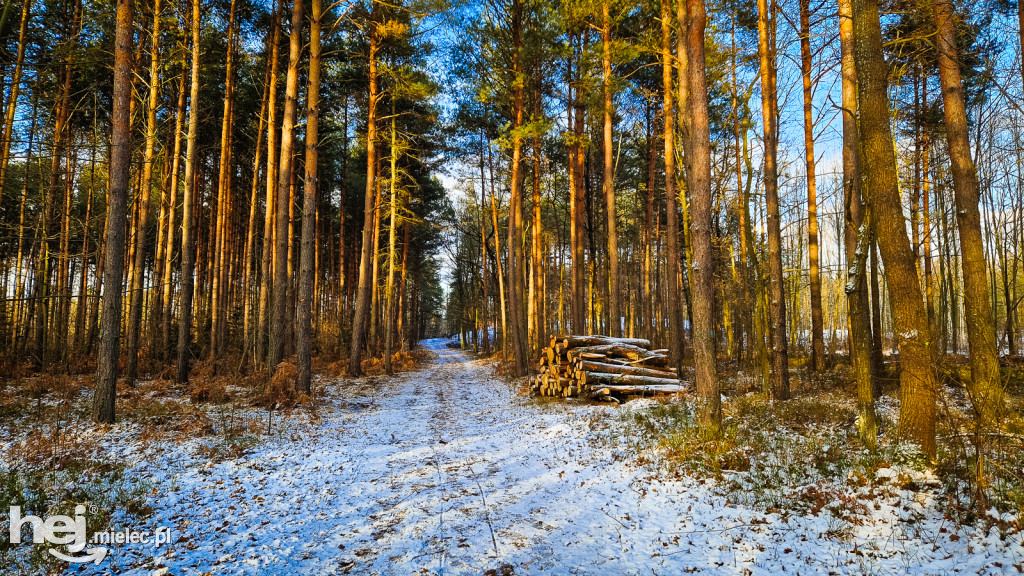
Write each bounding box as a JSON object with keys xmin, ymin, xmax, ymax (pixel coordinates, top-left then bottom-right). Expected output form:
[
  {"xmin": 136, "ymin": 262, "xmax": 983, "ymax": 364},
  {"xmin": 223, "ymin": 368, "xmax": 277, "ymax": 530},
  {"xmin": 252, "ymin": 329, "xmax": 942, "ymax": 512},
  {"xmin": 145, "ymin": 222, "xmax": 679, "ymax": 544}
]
[{"xmin": 531, "ymin": 335, "xmax": 686, "ymax": 402}]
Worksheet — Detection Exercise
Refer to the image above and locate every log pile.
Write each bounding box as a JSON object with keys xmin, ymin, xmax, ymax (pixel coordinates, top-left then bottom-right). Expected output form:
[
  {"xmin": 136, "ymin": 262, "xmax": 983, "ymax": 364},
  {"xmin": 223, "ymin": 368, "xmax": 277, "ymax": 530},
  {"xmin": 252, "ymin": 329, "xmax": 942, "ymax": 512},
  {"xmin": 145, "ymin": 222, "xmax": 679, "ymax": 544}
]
[{"xmin": 531, "ymin": 335, "xmax": 685, "ymax": 401}]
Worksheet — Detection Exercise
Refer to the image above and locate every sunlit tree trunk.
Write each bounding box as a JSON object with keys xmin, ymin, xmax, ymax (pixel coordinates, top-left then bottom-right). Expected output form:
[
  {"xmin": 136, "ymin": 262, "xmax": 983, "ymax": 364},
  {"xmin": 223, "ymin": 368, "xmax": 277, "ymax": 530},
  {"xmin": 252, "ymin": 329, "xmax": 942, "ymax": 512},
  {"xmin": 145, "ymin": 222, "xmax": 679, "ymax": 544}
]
[
  {"xmin": 242, "ymin": 58, "xmax": 272, "ymax": 362},
  {"xmin": 601, "ymin": 0, "xmax": 619, "ymax": 337},
  {"xmin": 800, "ymin": 0, "xmax": 824, "ymax": 372},
  {"xmin": 479, "ymin": 130, "xmax": 491, "ymax": 354},
  {"xmin": 384, "ymin": 110, "xmax": 399, "ymax": 376},
  {"xmin": 175, "ymin": 0, "xmax": 202, "ymax": 384},
  {"xmin": 297, "ymin": 0, "xmax": 321, "ymax": 393},
  {"xmin": 270, "ymin": 0, "xmax": 302, "ymax": 369},
  {"xmin": 839, "ymin": 0, "xmax": 877, "ymax": 446},
  {"xmin": 211, "ymin": 0, "xmax": 238, "ymax": 359},
  {"xmin": 568, "ymin": 30, "xmax": 586, "ymax": 334},
  {"xmin": 756, "ymin": 0, "xmax": 789, "ymax": 399},
  {"xmin": 660, "ymin": 0, "xmax": 684, "ymax": 373},
  {"xmin": 507, "ymin": 0, "xmax": 528, "ymax": 375},
  {"xmin": 34, "ymin": 0, "xmax": 81, "ymax": 366},
  {"xmin": 685, "ymin": 0, "xmax": 721, "ymax": 430},
  {"xmin": 529, "ymin": 86, "xmax": 544, "ymax": 351},
  {"xmin": 126, "ymin": 0, "xmax": 162, "ymax": 382},
  {"xmin": 13, "ymin": 93, "xmax": 38, "ymax": 355},
  {"xmin": 349, "ymin": 1, "xmax": 379, "ymax": 376},
  {"xmin": 94, "ymin": 0, "xmax": 133, "ymax": 422},
  {"xmin": 258, "ymin": 1, "xmax": 282, "ymax": 367},
  {"xmin": 488, "ymin": 137, "xmax": 508, "ymax": 357},
  {"xmin": 932, "ymin": 0, "xmax": 1004, "ymax": 430},
  {"xmin": 0, "ymin": 0, "xmax": 31, "ymax": 197},
  {"xmin": 852, "ymin": 0, "xmax": 937, "ymax": 455}
]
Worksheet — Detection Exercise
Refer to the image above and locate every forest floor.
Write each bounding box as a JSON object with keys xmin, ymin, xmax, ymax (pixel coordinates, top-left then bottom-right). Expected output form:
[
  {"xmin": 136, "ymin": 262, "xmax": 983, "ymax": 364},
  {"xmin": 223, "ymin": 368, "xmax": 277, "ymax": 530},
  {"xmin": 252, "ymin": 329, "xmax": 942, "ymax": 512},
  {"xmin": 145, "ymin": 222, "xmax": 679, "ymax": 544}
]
[{"xmin": 2, "ymin": 340, "xmax": 1023, "ymax": 575}]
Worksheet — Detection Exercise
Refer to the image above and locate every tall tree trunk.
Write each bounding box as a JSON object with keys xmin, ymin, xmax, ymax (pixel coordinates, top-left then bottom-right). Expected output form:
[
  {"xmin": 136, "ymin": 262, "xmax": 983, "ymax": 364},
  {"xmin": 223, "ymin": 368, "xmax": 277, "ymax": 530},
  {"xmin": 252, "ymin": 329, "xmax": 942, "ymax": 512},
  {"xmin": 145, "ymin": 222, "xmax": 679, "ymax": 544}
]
[
  {"xmin": 685, "ymin": 0, "xmax": 721, "ymax": 430},
  {"xmin": 398, "ymin": 220, "xmax": 410, "ymax": 351},
  {"xmin": 756, "ymin": 0, "xmax": 790, "ymax": 399},
  {"xmin": 479, "ymin": 130, "xmax": 491, "ymax": 354},
  {"xmin": 660, "ymin": 0, "xmax": 684, "ymax": 373},
  {"xmin": 852, "ymin": 0, "xmax": 938, "ymax": 455},
  {"xmin": 731, "ymin": 14, "xmax": 756, "ymax": 366},
  {"xmin": 211, "ymin": 0, "xmax": 238, "ymax": 358},
  {"xmin": 839, "ymin": 0, "xmax": 877, "ymax": 446},
  {"xmin": 160, "ymin": 69, "xmax": 186, "ymax": 361},
  {"xmin": 13, "ymin": 92, "xmax": 38, "ymax": 355},
  {"xmin": 800, "ymin": 0, "xmax": 824, "ymax": 372},
  {"xmin": 297, "ymin": 0, "xmax": 320, "ymax": 392},
  {"xmin": 175, "ymin": 0, "xmax": 202, "ymax": 384},
  {"xmin": 349, "ymin": 1, "xmax": 378, "ymax": 376},
  {"xmin": 338, "ymin": 97, "xmax": 349, "ymax": 316},
  {"xmin": 0, "ymin": 0, "xmax": 31, "ymax": 197},
  {"xmin": 507, "ymin": 0, "xmax": 528, "ymax": 375},
  {"xmin": 126, "ymin": 0, "xmax": 162, "ymax": 382},
  {"xmin": 270, "ymin": 0, "xmax": 303, "ymax": 369},
  {"xmin": 383, "ymin": 110, "xmax": 399, "ymax": 376},
  {"xmin": 601, "ymin": 0, "xmax": 619, "ymax": 337},
  {"xmin": 34, "ymin": 0, "xmax": 81, "ymax": 366},
  {"xmin": 258, "ymin": 0, "xmax": 282, "ymax": 367},
  {"xmin": 569, "ymin": 31, "xmax": 586, "ymax": 334},
  {"xmin": 243, "ymin": 56, "xmax": 272, "ymax": 362},
  {"xmin": 922, "ymin": 79, "xmax": 936, "ymax": 341},
  {"xmin": 932, "ymin": 0, "xmax": 1004, "ymax": 428},
  {"xmin": 530, "ymin": 87, "xmax": 544, "ymax": 351},
  {"xmin": 488, "ymin": 138, "xmax": 508, "ymax": 357},
  {"xmin": 94, "ymin": 0, "xmax": 133, "ymax": 422},
  {"xmin": 643, "ymin": 101, "xmax": 655, "ymax": 343}
]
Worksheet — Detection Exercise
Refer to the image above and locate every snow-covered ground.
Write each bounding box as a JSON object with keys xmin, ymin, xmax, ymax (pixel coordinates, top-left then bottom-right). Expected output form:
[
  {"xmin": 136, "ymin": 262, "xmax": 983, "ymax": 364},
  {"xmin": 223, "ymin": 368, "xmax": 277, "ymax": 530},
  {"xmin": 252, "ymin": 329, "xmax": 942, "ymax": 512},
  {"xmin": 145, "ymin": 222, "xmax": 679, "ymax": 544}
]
[{"xmin": 69, "ymin": 340, "xmax": 1023, "ymax": 575}]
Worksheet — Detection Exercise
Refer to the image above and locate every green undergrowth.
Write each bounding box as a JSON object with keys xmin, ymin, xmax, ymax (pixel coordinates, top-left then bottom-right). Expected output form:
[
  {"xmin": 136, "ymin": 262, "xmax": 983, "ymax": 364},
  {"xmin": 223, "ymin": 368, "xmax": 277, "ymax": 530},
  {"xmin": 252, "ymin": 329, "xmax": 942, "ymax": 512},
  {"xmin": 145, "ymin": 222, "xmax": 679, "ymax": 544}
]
[{"xmin": 617, "ymin": 393, "xmax": 933, "ymax": 516}]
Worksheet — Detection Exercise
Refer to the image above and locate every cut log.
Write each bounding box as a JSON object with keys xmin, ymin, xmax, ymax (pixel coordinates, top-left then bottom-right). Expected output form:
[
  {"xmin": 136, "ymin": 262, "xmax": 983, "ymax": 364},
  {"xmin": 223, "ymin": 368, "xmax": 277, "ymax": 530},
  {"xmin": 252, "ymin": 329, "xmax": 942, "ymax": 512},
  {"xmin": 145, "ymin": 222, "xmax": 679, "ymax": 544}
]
[
  {"xmin": 582, "ymin": 371, "xmax": 684, "ymax": 388},
  {"xmin": 566, "ymin": 344, "xmax": 651, "ymax": 360},
  {"xmin": 593, "ymin": 383, "xmax": 686, "ymax": 395},
  {"xmin": 579, "ymin": 360, "xmax": 678, "ymax": 379},
  {"xmin": 553, "ymin": 335, "xmax": 653, "ymax": 349}
]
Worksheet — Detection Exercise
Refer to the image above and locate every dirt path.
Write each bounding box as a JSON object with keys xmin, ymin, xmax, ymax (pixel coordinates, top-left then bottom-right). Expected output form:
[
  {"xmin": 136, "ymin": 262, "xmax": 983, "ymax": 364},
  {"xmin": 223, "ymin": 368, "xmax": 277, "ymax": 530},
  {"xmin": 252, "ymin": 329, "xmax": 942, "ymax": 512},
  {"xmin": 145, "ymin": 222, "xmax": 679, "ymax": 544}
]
[
  {"xmin": 105, "ymin": 340, "xmax": 1020, "ymax": 576},
  {"xmin": 112, "ymin": 340, "xmax": 641, "ymax": 575}
]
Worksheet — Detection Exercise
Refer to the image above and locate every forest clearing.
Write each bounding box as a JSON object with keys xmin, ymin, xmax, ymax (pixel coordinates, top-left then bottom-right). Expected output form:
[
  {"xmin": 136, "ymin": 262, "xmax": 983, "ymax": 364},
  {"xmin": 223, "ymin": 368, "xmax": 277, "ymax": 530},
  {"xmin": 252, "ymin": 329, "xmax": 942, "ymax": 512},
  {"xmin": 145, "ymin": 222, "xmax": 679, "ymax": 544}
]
[{"xmin": 2, "ymin": 0, "xmax": 1024, "ymax": 570}]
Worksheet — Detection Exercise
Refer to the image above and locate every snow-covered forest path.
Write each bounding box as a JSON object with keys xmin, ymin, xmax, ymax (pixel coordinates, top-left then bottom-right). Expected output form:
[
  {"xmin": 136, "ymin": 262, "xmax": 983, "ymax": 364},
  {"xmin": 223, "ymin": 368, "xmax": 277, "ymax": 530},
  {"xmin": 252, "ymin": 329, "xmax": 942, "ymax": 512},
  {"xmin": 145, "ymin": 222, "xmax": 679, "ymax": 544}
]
[{"xmin": 109, "ymin": 339, "xmax": 1021, "ymax": 576}]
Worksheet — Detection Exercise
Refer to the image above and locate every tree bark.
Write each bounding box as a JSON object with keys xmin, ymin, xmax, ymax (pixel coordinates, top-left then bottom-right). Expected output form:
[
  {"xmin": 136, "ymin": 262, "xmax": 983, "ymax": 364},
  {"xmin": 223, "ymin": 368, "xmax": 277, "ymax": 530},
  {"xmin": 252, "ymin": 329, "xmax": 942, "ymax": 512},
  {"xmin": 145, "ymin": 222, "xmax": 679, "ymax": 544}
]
[
  {"xmin": 756, "ymin": 0, "xmax": 790, "ymax": 400},
  {"xmin": 270, "ymin": 0, "xmax": 303, "ymax": 370},
  {"xmin": 507, "ymin": 0, "xmax": 529, "ymax": 375},
  {"xmin": 479, "ymin": 130, "xmax": 491, "ymax": 354},
  {"xmin": 383, "ymin": 109, "xmax": 398, "ymax": 376},
  {"xmin": 125, "ymin": 0, "xmax": 162, "ymax": 382},
  {"xmin": 852, "ymin": 0, "xmax": 937, "ymax": 455},
  {"xmin": 175, "ymin": 0, "xmax": 202, "ymax": 384},
  {"xmin": 601, "ymin": 0, "xmax": 619, "ymax": 337},
  {"xmin": 0, "ymin": 0, "xmax": 31, "ymax": 198},
  {"xmin": 838, "ymin": 0, "xmax": 877, "ymax": 446},
  {"xmin": 660, "ymin": 0, "xmax": 685, "ymax": 374},
  {"xmin": 800, "ymin": 0, "xmax": 824, "ymax": 372},
  {"xmin": 932, "ymin": 0, "xmax": 1004, "ymax": 425},
  {"xmin": 297, "ymin": 0, "xmax": 320, "ymax": 393},
  {"xmin": 349, "ymin": 1, "xmax": 379, "ymax": 376},
  {"xmin": 684, "ymin": 0, "xmax": 721, "ymax": 431},
  {"xmin": 211, "ymin": 0, "xmax": 238, "ymax": 358},
  {"xmin": 94, "ymin": 0, "xmax": 133, "ymax": 422}
]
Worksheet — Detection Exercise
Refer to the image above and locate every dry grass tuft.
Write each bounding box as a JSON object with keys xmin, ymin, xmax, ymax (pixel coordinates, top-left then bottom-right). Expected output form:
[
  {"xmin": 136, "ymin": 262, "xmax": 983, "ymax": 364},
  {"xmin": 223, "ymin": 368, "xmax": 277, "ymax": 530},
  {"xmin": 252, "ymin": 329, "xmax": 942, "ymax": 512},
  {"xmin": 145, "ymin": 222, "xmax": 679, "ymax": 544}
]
[{"xmin": 254, "ymin": 361, "xmax": 310, "ymax": 409}]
